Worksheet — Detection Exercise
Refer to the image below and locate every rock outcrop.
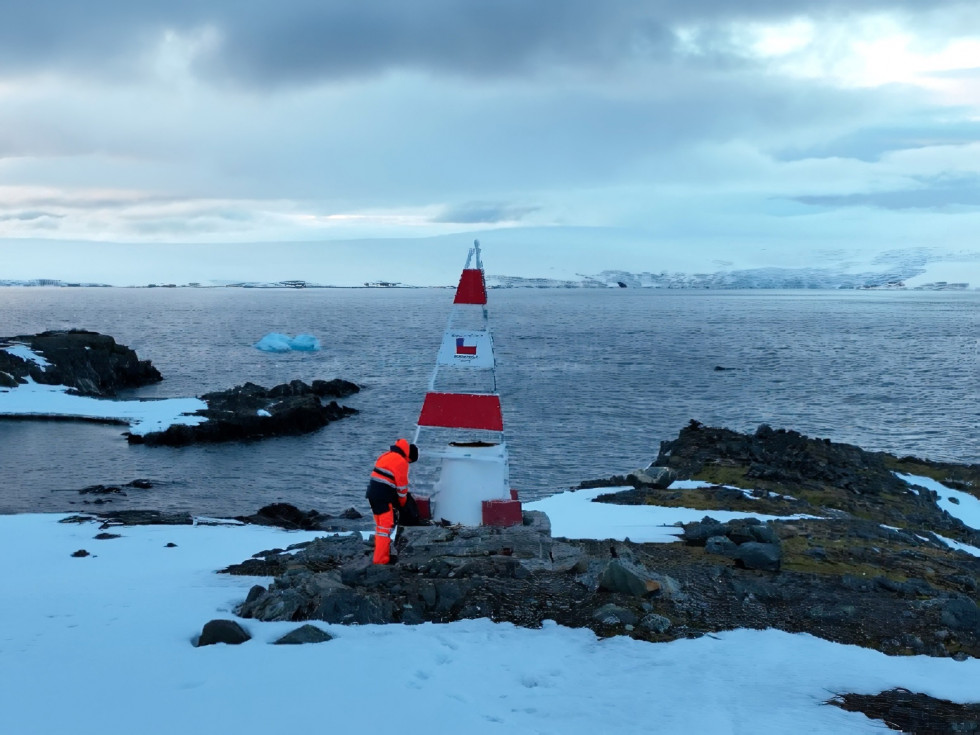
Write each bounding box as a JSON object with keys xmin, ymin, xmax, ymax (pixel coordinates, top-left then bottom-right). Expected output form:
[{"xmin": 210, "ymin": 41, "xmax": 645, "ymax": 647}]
[
  {"xmin": 0, "ymin": 330, "xmax": 161, "ymax": 396},
  {"xmin": 127, "ymin": 379, "xmax": 359, "ymax": 446},
  {"xmin": 222, "ymin": 421, "xmax": 980, "ymax": 662}
]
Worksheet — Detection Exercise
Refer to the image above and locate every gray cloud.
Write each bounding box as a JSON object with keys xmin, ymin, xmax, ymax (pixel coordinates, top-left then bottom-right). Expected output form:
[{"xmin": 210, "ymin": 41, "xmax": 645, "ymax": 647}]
[
  {"xmin": 432, "ymin": 201, "xmax": 540, "ymax": 224},
  {"xmin": 0, "ymin": 211, "xmax": 64, "ymax": 222},
  {"xmin": 793, "ymin": 174, "xmax": 980, "ymax": 210},
  {"xmin": 0, "ymin": 1, "xmax": 974, "ymax": 86},
  {"xmin": 776, "ymin": 121, "xmax": 980, "ymax": 162}
]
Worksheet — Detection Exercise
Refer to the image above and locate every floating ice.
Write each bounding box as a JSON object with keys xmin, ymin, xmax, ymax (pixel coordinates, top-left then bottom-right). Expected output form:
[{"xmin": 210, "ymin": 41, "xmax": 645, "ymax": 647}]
[
  {"xmin": 289, "ymin": 334, "xmax": 320, "ymax": 351},
  {"xmin": 254, "ymin": 333, "xmax": 321, "ymax": 352},
  {"xmin": 254, "ymin": 333, "xmax": 293, "ymax": 352}
]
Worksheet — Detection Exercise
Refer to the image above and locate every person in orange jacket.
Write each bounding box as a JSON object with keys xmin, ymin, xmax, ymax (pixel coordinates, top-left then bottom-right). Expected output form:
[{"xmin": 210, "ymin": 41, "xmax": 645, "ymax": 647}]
[{"xmin": 365, "ymin": 438, "xmax": 418, "ymax": 564}]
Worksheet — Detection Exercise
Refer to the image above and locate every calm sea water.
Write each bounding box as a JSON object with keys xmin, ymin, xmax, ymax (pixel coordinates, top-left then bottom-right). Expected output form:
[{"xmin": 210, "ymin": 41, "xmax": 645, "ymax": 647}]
[{"xmin": 0, "ymin": 287, "xmax": 977, "ymax": 517}]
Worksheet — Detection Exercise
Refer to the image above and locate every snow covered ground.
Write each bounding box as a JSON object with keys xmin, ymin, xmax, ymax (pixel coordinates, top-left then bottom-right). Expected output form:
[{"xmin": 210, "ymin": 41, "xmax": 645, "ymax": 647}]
[
  {"xmin": 526, "ymin": 486, "xmax": 819, "ymax": 543},
  {"xmin": 0, "ymin": 344, "xmax": 206, "ymax": 435},
  {"xmin": 896, "ymin": 473, "xmax": 980, "ymax": 531},
  {"xmin": 2, "ymin": 479, "xmax": 979, "ymax": 735},
  {"xmin": 0, "ymin": 379, "xmax": 207, "ymax": 435}
]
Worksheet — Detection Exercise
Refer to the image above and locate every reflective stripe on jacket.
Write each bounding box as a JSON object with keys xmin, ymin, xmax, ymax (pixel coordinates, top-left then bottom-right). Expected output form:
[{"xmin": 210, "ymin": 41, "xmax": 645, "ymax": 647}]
[{"xmin": 369, "ymin": 439, "xmax": 410, "ymax": 506}]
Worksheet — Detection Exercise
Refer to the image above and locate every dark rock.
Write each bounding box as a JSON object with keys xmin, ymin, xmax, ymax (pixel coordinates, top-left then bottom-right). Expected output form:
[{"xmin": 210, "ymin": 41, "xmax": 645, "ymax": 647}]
[
  {"xmin": 71, "ymin": 549, "xmax": 90, "ymax": 557},
  {"xmin": 734, "ymin": 542, "xmax": 782, "ymax": 571},
  {"xmin": 640, "ymin": 613, "xmax": 673, "ymax": 633},
  {"xmin": 244, "ymin": 585, "xmax": 266, "ymax": 605},
  {"xmin": 653, "ymin": 420, "xmax": 911, "ymax": 498},
  {"xmin": 235, "ymin": 503, "xmax": 330, "ymax": 531},
  {"xmin": 93, "ymin": 510, "xmax": 193, "ymax": 526},
  {"xmin": 705, "ymin": 535, "xmax": 738, "ymax": 557},
  {"xmin": 597, "ymin": 560, "xmax": 660, "ymax": 597},
  {"xmin": 79, "ymin": 484, "xmax": 125, "ymax": 495},
  {"xmin": 94, "ymin": 532, "xmax": 120, "ymax": 540},
  {"xmin": 808, "ymin": 604, "xmax": 857, "ymax": 622},
  {"xmin": 312, "ymin": 589, "xmax": 395, "ymax": 625},
  {"xmin": 628, "ymin": 465, "xmax": 677, "ymax": 489},
  {"xmin": 681, "ymin": 517, "xmax": 731, "ymax": 546},
  {"xmin": 748, "ymin": 524, "xmax": 779, "ymax": 545},
  {"xmin": 829, "ymin": 688, "xmax": 980, "ymax": 734},
  {"xmin": 941, "ymin": 598, "xmax": 980, "ymax": 632},
  {"xmin": 128, "ymin": 479, "xmax": 153, "ymax": 489},
  {"xmin": 593, "ymin": 604, "xmax": 638, "ymax": 626},
  {"xmin": 310, "ymin": 379, "xmax": 360, "ymax": 399},
  {"xmin": 196, "ymin": 619, "xmax": 251, "ymax": 646},
  {"xmin": 274, "ymin": 624, "xmax": 334, "ymax": 645},
  {"xmin": 339, "ymin": 507, "xmax": 363, "ymax": 520},
  {"xmin": 165, "ymin": 542, "xmax": 177, "ymax": 548},
  {"xmin": 128, "ymin": 380, "xmax": 358, "ymax": 446},
  {"xmin": 0, "ymin": 330, "xmax": 161, "ymax": 397}
]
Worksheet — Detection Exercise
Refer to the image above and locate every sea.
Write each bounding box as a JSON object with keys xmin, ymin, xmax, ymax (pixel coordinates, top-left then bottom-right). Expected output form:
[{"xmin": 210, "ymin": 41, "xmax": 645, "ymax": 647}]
[{"xmin": 0, "ymin": 287, "xmax": 977, "ymax": 518}]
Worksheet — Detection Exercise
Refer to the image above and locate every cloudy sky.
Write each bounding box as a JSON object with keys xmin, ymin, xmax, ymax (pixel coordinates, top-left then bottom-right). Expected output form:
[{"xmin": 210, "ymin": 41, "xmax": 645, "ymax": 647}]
[{"xmin": 1, "ymin": 1, "xmax": 980, "ymax": 284}]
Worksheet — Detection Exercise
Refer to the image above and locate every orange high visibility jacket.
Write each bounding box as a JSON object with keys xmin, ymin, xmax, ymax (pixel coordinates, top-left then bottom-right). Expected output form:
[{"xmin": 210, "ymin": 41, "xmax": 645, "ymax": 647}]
[{"xmin": 369, "ymin": 438, "xmax": 411, "ymax": 507}]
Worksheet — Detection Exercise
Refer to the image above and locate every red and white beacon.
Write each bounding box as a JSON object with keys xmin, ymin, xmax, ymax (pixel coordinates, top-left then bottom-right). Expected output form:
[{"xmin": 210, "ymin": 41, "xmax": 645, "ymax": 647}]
[{"xmin": 413, "ymin": 241, "xmax": 522, "ymax": 527}]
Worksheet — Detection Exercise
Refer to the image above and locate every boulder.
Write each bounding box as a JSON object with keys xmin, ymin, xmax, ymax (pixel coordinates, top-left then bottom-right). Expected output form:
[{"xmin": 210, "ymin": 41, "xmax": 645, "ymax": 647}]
[
  {"xmin": 197, "ymin": 619, "xmax": 251, "ymax": 646},
  {"xmin": 597, "ymin": 560, "xmax": 660, "ymax": 597},
  {"xmin": 593, "ymin": 604, "xmax": 638, "ymax": 626},
  {"xmin": 941, "ymin": 598, "xmax": 980, "ymax": 633},
  {"xmin": 640, "ymin": 613, "xmax": 673, "ymax": 634},
  {"xmin": 274, "ymin": 624, "xmax": 334, "ymax": 645},
  {"xmin": 628, "ymin": 465, "xmax": 677, "ymax": 489},
  {"xmin": 705, "ymin": 535, "xmax": 738, "ymax": 557},
  {"xmin": 682, "ymin": 517, "xmax": 731, "ymax": 545},
  {"xmin": 734, "ymin": 542, "xmax": 782, "ymax": 572}
]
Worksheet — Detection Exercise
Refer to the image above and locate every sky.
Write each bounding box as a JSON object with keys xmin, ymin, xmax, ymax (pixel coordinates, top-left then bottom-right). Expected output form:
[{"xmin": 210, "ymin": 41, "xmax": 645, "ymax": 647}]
[
  {"xmin": 1, "ymin": 1, "xmax": 980, "ymax": 284},
  {"xmin": 1, "ymin": 476, "xmax": 977, "ymax": 734}
]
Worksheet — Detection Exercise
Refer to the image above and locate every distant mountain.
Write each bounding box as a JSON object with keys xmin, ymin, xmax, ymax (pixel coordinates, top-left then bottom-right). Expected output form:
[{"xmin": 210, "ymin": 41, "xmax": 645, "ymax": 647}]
[{"xmin": 487, "ymin": 267, "xmax": 968, "ymax": 290}]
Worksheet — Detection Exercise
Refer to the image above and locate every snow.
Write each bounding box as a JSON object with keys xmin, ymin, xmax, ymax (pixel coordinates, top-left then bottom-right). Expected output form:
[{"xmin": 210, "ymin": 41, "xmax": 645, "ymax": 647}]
[
  {"xmin": 256, "ymin": 409, "xmax": 272, "ymax": 417},
  {"xmin": 0, "ymin": 379, "xmax": 207, "ymax": 435},
  {"xmin": 0, "ymin": 512, "xmax": 977, "ymax": 735},
  {"xmin": 1, "ymin": 342, "xmax": 51, "ymax": 368},
  {"xmin": 253, "ymin": 332, "xmax": 321, "ymax": 352},
  {"xmin": 671, "ymin": 479, "xmax": 796, "ymax": 501},
  {"xmin": 895, "ymin": 473, "xmax": 980, "ymax": 531},
  {"xmin": 525, "ymin": 487, "xmax": 819, "ymax": 543},
  {"xmin": 933, "ymin": 533, "xmax": 980, "ymax": 558}
]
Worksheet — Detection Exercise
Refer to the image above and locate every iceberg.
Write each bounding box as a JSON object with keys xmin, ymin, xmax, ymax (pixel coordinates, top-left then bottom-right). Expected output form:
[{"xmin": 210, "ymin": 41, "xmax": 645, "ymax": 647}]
[
  {"xmin": 254, "ymin": 333, "xmax": 293, "ymax": 353},
  {"xmin": 289, "ymin": 334, "xmax": 321, "ymax": 351},
  {"xmin": 254, "ymin": 333, "xmax": 321, "ymax": 353}
]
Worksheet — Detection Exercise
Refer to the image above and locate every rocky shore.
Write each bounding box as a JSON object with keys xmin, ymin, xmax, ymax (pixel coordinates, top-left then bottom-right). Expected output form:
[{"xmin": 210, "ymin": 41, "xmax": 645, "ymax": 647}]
[
  {"xmin": 1, "ymin": 330, "xmax": 360, "ymax": 444},
  {"xmin": 126, "ymin": 378, "xmax": 360, "ymax": 446},
  {"xmin": 0, "ymin": 329, "xmax": 161, "ymax": 395}
]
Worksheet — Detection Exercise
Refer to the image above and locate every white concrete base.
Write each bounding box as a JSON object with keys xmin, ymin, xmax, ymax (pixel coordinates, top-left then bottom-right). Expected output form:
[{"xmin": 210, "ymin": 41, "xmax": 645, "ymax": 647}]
[{"xmin": 431, "ymin": 442, "xmax": 511, "ymax": 526}]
